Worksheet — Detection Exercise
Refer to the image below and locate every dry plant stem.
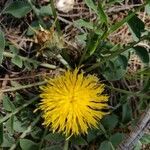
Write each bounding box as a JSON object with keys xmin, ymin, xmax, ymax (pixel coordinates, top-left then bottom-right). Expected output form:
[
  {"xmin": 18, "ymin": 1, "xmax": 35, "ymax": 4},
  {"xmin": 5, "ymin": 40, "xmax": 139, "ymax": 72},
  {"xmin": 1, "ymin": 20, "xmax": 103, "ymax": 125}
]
[
  {"xmin": 0, "ymin": 74, "xmax": 8, "ymax": 102},
  {"xmin": 9, "ymin": 115, "xmax": 41, "ymax": 150},
  {"xmin": 0, "ymin": 96, "xmax": 39, "ymax": 124},
  {"xmin": 0, "ymin": 73, "xmax": 51, "ymax": 81},
  {"xmin": 3, "ymin": 51, "xmax": 57, "ymax": 69},
  {"xmin": 117, "ymin": 107, "xmax": 150, "ymax": 150},
  {"xmin": 107, "ymin": 4, "xmax": 142, "ymax": 13},
  {"xmin": 1, "ymin": 81, "xmax": 46, "ymax": 93},
  {"xmin": 86, "ymin": 34, "xmax": 150, "ymax": 72},
  {"xmin": 106, "ymin": 85, "xmax": 150, "ymax": 99},
  {"xmin": 56, "ymin": 54, "xmax": 71, "ymax": 69}
]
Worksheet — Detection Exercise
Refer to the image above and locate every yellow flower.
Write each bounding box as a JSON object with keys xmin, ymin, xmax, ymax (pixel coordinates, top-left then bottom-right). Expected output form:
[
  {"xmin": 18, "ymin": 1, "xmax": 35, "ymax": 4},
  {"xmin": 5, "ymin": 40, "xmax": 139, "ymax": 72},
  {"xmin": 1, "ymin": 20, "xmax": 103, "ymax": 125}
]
[{"xmin": 39, "ymin": 69, "xmax": 109, "ymax": 137}]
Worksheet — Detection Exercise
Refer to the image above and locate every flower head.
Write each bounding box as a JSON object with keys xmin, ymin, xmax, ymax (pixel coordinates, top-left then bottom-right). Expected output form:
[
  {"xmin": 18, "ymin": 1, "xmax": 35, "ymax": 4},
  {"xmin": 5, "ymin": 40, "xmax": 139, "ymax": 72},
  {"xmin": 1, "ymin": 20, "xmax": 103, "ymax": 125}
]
[{"xmin": 39, "ymin": 69, "xmax": 109, "ymax": 137}]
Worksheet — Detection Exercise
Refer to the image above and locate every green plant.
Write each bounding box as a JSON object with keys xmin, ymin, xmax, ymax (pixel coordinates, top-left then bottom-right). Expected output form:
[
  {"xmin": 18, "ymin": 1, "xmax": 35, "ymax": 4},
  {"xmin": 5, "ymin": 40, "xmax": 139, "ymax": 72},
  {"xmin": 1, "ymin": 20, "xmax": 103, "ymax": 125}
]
[{"xmin": 0, "ymin": 0, "xmax": 150, "ymax": 150}]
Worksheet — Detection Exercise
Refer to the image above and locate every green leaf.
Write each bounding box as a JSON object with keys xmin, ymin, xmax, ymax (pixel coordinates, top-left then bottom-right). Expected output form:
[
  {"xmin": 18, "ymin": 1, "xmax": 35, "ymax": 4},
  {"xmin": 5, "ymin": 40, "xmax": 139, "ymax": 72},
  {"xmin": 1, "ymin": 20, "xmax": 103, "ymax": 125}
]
[
  {"xmin": 9, "ymin": 45, "xmax": 19, "ymax": 55},
  {"xmin": 98, "ymin": 141, "xmax": 113, "ymax": 150},
  {"xmin": 0, "ymin": 124, "xmax": 3, "ymax": 145},
  {"xmin": 26, "ymin": 21, "xmax": 40, "ymax": 36},
  {"xmin": 134, "ymin": 140, "xmax": 142, "ymax": 150},
  {"xmin": 32, "ymin": 60, "xmax": 39, "ymax": 69},
  {"xmin": 119, "ymin": 54, "xmax": 129, "ymax": 69},
  {"xmin": 14, "ymin": 93, "xmax": 24, "ymax": 104},
  {"xmin": 5, "ymin": 116, "xmax": 14, "ymax": 134},
  {"xmin": 44, "ymin": 133, "xmax": 65, "ymax": 142},
  {"xmin": 140, "ymin": 134, "xmax": 150, "ymax": 144},
  {"xmin": 31, "ymin": 127, "xmax": 42, "ymax": 140},
  {"xmin": 74, "ymin": 19, "xmax": 94, "ymax": 30},
  {"xmin": 85, "ymin": 0, "xmax": 97, "ymax": 14},
  {"xmin": 97, "ymin": 2, "xmax": 108, "ymax": 24},
  {"xmin": 0, "ymin": 29, "xmax": 5, "ymax": 65},
  {"xmin": 87, "ymin": 129, "xmax": 102, "ymax": 142},
  {"xmin": 102, "ymin": 54, "xmax": 128, "ymax": 81},
  {"xmin": 141, "ymin": 78, "xmax": 150, "ymax": 92},
  {"xmin": 122, "ymin": 102, "xmax": 132, "ymax": 123},
  {"xmin": 20, "ymin": 139, "xmax": 39, "ymax": 150},
  {"xmin": 2, "ymin": 95, "xmax": 15, "ymax": 112},
  {"xmin": 75, "ymin": 33, "xmax": 87, "ymax": 46},
  {"xmin": 71, "ymin": 136, "xmax": 88, "ymax": 146},
  {"xmin": 11, "ymin": 55, "xmax": 23, "ymax": 68},
  {"xmin": 110, "ymin": 133, "xmax": 125, "ymax": 147},
  {"xmin": 39, "ymin": 4, "xmax": 52, "ymax": 16},
  {"xmin": 13, "ymin": 117, "xmax": 27, "ymax": 133},
  {"xmin": 109, "ymin": 4, "xmax": 146, "ymax": 37},
  {"xmin": 127, "ymin": 13, "xmax": 145, "ymax": 39},
  {"xmin": 4, "ymin": 1, "xmax": 32, "ymax": 18},
  {"xmin": 1, "ymin": 133, "xmax": 15, "ymax": 148},
  {"xmin": 24, "ymin": 61, "xmax": 33, "ymax": 70},
  {"xmin": 133, "ymin": 46, "xmax": 149, "ymax": 64},
  {"xmin": 110, "ymin": 44, "xmax": 122, "ymax": 52},
  {"xmin": 145, "ymin": 3, "xmax": 150, "ymax": 15},
  {"xmin": 101, "ymin": 114, "xmax": 118, "ymax": 130}
]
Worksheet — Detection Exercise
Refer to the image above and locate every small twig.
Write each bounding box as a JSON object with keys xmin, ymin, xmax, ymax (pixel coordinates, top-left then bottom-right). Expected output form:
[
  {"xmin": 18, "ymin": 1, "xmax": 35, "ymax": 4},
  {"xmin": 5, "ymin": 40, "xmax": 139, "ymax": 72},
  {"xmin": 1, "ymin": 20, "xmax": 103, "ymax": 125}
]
[
  {"xmin": 0, "ymin": 72, "xmax": 59, "ymax": 81},
  {"xmin": 3, "ymin": 51, "xmax": 57, "ymax": 69},
  {"xmin": 0, "ymin": 81, "xmax": 46, "ymax": 93},
  {"xmin": 0, "ymin": 74, "xmax": 9, "ymax": 103},
  {"xmin": 106, "ymin": 85, "xmax": 150, "ymax": 99},
  {"xmin": 117, "ymin": 107, "xmax": 150, "ymax": 150},
  {"xmin": 56, "ymin": 54, "xmax": 71, "ymax": 69},
  {"xmin": 58, "ymin": 12, "xmax": 90, "ymax": 17},
  {"xmin": 57, "ymin": 16, "xmax": 73, "ymax": 25},
  {"xmin": 107, "ymin": 4, "xmax": 142, "ymax": 13}
]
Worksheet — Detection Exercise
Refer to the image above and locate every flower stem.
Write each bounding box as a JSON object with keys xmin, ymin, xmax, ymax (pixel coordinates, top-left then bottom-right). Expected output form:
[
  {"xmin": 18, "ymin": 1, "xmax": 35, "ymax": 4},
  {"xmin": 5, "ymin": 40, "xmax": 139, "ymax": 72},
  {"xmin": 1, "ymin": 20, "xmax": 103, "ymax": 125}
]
[{"xmin": 63, "ymin": 140, "xmax": 69, "ymax": 150}]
